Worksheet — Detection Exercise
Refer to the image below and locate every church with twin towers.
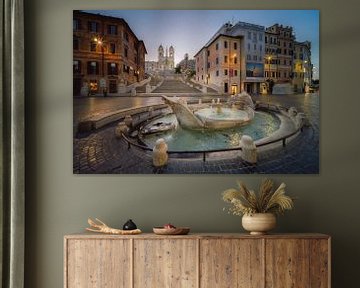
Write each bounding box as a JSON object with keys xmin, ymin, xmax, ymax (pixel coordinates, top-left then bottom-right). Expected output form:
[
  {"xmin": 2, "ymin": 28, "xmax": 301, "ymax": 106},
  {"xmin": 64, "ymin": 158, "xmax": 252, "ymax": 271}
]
[
  {"xmin": 145, "ymin": 44, "xmax": 175, "ymax": 73},
  {"xmin": 158, "ymin": 44, "xmax": 175, "ymax": 70}
]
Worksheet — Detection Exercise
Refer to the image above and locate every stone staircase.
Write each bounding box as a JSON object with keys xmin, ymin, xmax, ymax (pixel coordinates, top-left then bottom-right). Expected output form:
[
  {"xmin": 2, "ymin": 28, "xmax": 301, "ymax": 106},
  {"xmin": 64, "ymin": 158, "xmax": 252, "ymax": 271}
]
[
  {"xmin": 136, "ymin": 76, "xmax": 163, "ymax": 93},
  {"xmin": 152, "ymin": 78, "xmax": 201, "ymax": 93}
]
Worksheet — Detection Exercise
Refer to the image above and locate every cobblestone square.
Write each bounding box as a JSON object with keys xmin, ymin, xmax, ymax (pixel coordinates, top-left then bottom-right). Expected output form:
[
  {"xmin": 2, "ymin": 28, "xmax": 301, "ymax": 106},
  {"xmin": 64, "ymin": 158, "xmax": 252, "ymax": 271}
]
[{"xmin": 73, "ymin": 89, "xmax": 319, "ymax": 174}]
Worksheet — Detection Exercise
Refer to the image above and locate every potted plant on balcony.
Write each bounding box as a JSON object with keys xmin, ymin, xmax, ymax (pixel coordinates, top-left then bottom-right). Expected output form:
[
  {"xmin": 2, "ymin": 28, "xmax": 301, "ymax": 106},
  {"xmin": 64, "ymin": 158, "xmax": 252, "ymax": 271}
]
[{"xmin": 222, "ymin": 179, "xmax": 294, "ymax": 235}]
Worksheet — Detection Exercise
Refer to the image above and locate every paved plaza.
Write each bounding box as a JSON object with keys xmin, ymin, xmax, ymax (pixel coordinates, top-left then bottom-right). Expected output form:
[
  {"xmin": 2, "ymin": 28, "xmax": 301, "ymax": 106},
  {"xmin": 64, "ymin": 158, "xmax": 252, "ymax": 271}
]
[{"xmin": 73, "ymin": 78, "xmax": 319, "ymax": 174}]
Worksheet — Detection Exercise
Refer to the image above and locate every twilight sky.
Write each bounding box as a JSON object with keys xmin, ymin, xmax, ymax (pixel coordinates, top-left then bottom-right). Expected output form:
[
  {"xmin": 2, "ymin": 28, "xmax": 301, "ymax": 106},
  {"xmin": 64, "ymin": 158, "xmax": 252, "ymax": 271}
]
[{"xmin": 85, "ymin": 10, "xmax": 319, "ymax": 79}]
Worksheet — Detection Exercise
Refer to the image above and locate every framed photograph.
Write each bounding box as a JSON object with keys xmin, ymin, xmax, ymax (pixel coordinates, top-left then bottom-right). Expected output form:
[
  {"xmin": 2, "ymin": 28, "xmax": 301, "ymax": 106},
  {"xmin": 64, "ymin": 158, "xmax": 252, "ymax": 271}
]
[{"xmin": 73, "ymin": 10, "xmax": 319, "ymax": 174}]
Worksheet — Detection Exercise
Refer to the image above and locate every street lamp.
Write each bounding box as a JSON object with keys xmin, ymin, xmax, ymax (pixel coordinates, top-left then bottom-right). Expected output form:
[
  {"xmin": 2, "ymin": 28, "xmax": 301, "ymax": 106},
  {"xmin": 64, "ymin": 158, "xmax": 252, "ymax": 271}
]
[
  {"xmin": 266, "ymin": 56, "xmax": 272, "ymax": 94},
  {"xmin": 94, "ymin": 36, "xmax": 107, "ymax": 97},
  {"xmin": 267, "ymin": 56, "xmax": 272, "ymax": 78}
]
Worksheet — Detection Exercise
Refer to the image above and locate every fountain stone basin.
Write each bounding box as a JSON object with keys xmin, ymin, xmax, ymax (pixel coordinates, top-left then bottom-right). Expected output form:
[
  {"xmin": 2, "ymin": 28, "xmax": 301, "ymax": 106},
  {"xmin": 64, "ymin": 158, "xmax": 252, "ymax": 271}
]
[
  {"xmin": 162, "ymin": 94, "xmax": 255, "ymax": 130},
  {"xmin": 194, "ymin": 107, "xmax": 253, "ymax": 129}
]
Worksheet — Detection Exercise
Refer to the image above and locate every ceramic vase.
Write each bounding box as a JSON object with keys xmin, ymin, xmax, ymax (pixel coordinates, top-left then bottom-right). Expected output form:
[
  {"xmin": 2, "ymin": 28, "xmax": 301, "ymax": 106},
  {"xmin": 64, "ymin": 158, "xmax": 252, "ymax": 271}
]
[{"xmin": 242, "ymin": 213, "xmax": 276, "ymax": 235}]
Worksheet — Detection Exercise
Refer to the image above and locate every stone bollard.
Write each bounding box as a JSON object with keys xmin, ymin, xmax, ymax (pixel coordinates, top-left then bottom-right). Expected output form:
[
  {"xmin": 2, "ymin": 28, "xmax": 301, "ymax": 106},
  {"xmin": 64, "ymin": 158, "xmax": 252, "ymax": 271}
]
[
  {"xmin": 240, "ymin": 135, "xmax": 257, "ymax": 164},
  {"xmin": 145, "ymin": 83, "xmax": 151, "ymax": 93},
  {"xmin": 115, "ymin": 121, "xmax": 129, "ymax": 138},
  {"xmin": 80, "ymin": 84, "xmax": 89, "ymax": 97},
  {"xmin": 117, "ymin": 84, "xmax": 126, "ymax": 94},
  {"xmin": 288, "ymin": 107, "xmax": 298, "ymax": 117},
  {"xmin": 131, "ymin": 88, "xmax": 136, "ymax": 96},
  {"xmin": 148, "ymin": 106, "xmax": 154, "ymax": 118},
  {"xmin": 124, "ymin": 115, "xmax": 133, "ymax": 128},
  {"xmin": 295, "ymin": 112, "xmax": 306, "ymax": 128},
  {"xmin": 153, "ymin": 138, "xmax": 168, "ymax": 167}
]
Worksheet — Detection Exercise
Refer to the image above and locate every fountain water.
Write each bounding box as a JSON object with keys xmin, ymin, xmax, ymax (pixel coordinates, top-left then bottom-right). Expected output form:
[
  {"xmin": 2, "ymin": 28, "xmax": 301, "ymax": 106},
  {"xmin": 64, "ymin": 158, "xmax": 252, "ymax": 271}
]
[{"xmin": 162, "ymin": 93, "xmax": 255, "ymax": 130}]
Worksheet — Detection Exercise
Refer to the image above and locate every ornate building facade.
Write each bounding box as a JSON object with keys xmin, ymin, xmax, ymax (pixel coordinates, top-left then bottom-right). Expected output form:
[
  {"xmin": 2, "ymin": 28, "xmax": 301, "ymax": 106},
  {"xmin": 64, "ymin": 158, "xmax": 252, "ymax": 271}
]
[
  {"xmin": 292, "ymin": 41, "xmax": 312, "ymax": 92},
  {"xmin": 264, "ymin": 24, "xmax": 295, "ymax": 84},
  {"xmin": 196, "ymin": 21, "xmax": 313, "ymax": 95},
  {"xmin": 73, "ymin": 11, "xmax": 147, "ymax": 96},
  {"xmin": 195, "ymin": 21, "xmax": 265, "ymax": 94},
  {"xmin": 158, "ymin": 45, "xmax": 175, "ymax": 70},
  {"xmin": 145, "ymin": 45, "xmax": 175, "ymax": 73}
]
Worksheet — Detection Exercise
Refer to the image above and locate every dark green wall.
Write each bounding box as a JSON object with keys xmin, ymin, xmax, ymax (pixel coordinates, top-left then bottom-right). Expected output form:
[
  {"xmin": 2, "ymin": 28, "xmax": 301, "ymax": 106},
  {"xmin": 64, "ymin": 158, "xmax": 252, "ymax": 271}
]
[{"xmin": 25, "ymin": 0, "xmax": 360, "ymax": 287}]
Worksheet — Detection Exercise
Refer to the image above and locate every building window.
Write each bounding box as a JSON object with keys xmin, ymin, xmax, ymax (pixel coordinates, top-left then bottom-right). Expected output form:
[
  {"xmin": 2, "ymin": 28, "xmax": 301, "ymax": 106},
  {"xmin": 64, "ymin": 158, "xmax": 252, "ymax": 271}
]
[
  {"xmin": 247, "ymin": 55, "xmax": 251, "ymax": 60},
  {"xmin": 108, "ymin": 63, "xmax": 118, "ymax": 75},
  {"xmin": 73, "ymin": 37, "xmax": 79, "ymax": 50},
  {"xmin": 259, "ymin": 33, "xmax": 263, "ymax": 41},
  {"xmin": 73, "ymin": 60, "xmax": 81, "ymax": 73},
  {"xmin": 234, "ymin": 56, "xmax": 237, "ymax": 64},
  {"xmin": 207, "ymin": 62, "xmax": 210, "ymax": 68},
  {"xmin": 110, "ymin": 43, "xmax": 116, "ymax": 54},
  {"xmin": 234, "ymin": 42, "xmax": 237, "ymax": 50},
  {"xmin": 216, "ymin": 70, "xmax": 219, "ymax": 76},
  {"xmin": 284, "ymin": 59, "xmax": 287, "ymax": 65},
  {"xmin": 283, "ymin": 41, "xmax": 286, "ymax": 47},
  {"xmin": 207, "ymin": 50, "xmax": 210, "ymax": 56},
  {"xmin": 265, "ymin": 36, "xmax": 268, "ymax": 43},
  {"xmin": 88, "ymin": 21, "xmax": 99, "ymax": 32},
  {"xmin": 253, "ymin": 55, "xmax": 257, "ymax": 61},
  {"xmin": 216, "ymin": 57, "xmax": 219, "ymax": 65},
  {"xmin": 284, "ymin": 49, "xmax": 287, "ymax": 55},
  {"xmin": 90, "ymin": 41, "xmax": 97, "ymax": 52},
  {"xmin": 108, "ymin": 25, "xmax": 118, "ymax": 35},
  {"xmin": 124, "ymin": 32, "xmax": 129, "ymax": 42},
  {"xmin": 201, "ymin": 75, "xmax": 203, "ymax": 80},
  {"xmin": 253, "ymin": 32, "xmax": 257, "ymax": 41},
  {"xmin": 87, "ymin": 61, "xmax": 98, "ymax": 75},
  {"xmin": 234, "ymin": 69, "xmax": 238, "ymax": 76},
  {"xmin": 224, "ymin": 69, "xmax": 228, "ymax": 75},
  {"xmin": 224, "ymin": 41, "xmax": 228, "ymax": 48},
  {"xmin": 216, "ymin": 43, "xmax": 219, "ymax": 50},
  {"xmin": 254, "ymin": 44, "xmax": 257, "ymax": 50},
  {"xmin": 247, "ymin": 43, "xmax": 250, "ymax": 51},
  {"xmin": 284, "ymin": 72, "xmax": 287, "ymax": 78},
  {"xmin": 124, "ymin": 47, "xmax": 128, "ymax": 58},
  {"xmin": 289, "ymin": 42, "xmax": 292, "ymax": 48},
  {"xmin": 271, "ymin": 71, "xmax": 275, "ymax": 77},
  {"xmin": 248, "ymin": 31, "xmax": 251, "ymax": 39},
  {"xmin": 73, "ymin": 19, "xmax": 80, "ymax": 31},
  {"xmin": 224, "ymin": 56, "xmax": 228, "ymax": 63}
]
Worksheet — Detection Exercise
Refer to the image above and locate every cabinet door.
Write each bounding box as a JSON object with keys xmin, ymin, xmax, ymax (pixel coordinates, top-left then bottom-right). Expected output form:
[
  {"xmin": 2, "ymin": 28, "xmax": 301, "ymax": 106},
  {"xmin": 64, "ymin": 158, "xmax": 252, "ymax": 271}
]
[
  {"xmin": 309, "ymin": 239, "xmax": 330, "ymax": 288},
  {"xmin": 200, "ymin": 239, "xmax": 264, "ymax": 288},
  {"xmin": 66, "ymin": 239, "xmax": 131, "ymax": 288},
  {"xmin": 266, "ymin": 239, "xmax": 310, "ymax": 288},
  {"xmin": 134, "ymin": 239, "xmax": 198, "ymax": 288}
]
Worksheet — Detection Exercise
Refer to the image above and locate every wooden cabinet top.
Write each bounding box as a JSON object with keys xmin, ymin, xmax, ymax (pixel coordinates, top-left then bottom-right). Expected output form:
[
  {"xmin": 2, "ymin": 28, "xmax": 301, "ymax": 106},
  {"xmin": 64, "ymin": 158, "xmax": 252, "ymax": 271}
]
[{"xmin": 64, "ymin": 232, "xmax": 330, "ymax": 240}]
